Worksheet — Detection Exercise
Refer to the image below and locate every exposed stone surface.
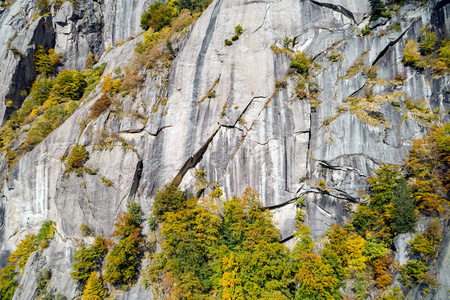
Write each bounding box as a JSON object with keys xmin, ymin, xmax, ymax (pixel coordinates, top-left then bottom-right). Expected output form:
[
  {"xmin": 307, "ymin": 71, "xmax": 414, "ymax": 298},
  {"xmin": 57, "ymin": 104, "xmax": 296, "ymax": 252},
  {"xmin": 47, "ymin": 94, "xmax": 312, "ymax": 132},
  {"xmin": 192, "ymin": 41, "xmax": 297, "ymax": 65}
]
[
  {"xmin": 424, "ymin": 222, "xmax": 450, "ymax": 300},
  {"xmin": 0, "ymin": 0, "xmax": 448, "ymax": 298},
  {"xmin": 0, "ymin": 0, "xmax": 55, "ymax": 123},
  {"xmin": 394, "ymin": 233, "xmax": 414, "ymax": 266},
  {"xmin": 12, "ymin": 238, "xmax": 78, "ymax": 300}
]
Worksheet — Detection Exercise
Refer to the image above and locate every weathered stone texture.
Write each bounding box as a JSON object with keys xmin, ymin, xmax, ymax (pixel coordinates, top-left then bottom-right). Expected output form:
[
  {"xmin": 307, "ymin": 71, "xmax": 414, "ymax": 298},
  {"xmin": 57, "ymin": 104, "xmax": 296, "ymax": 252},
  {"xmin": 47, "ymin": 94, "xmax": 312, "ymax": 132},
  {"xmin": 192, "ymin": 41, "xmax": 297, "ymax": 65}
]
[{"xmin": 0, "ymin": 0, "xmax": 448, "ymax": 298}]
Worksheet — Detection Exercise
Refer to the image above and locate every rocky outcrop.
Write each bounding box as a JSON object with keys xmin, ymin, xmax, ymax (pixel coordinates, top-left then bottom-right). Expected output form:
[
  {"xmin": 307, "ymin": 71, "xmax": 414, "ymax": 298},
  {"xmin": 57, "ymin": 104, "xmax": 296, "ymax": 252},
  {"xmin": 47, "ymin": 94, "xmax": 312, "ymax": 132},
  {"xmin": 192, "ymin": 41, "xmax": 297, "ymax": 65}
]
[
  {"xmin": 0, "ymin": 0, "xmax": 153, "ymax": 124},
  {"xmin": 0, "ymin": 0, "xmax": 448, "ymax": 298},
  {"xmin": 0, "ymin": 0, "xmax": 55, "ymax": 123}
]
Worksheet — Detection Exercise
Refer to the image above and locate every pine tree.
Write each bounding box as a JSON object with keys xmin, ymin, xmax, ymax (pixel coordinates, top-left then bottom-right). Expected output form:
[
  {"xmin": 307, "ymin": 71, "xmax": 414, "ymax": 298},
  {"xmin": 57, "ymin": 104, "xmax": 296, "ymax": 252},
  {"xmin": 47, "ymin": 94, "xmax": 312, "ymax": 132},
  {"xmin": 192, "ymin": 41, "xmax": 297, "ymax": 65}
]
[
  {"xmin": 82, "ymin": 272, "xmax": 106, "ymax": 300},
  {"xmin": 390, "ymin": 178, "xmax": 417, "ymax": 234}
]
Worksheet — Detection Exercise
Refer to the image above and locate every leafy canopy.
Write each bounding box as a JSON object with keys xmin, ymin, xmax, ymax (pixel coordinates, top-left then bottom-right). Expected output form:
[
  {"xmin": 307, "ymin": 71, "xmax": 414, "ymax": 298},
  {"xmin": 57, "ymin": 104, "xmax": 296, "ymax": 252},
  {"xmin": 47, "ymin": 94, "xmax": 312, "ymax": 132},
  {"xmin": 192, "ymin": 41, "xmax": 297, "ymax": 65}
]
[
  {"xmin": 82, "ymin": 272, "xmax": 106, "ymax": 300},
  {"xmin": 71, "ymin": 236, "xmax": 108, "ymax": 284},
  {"xmin": 104, "ymin": 203, "xmax": 143, "ymax": 286}
]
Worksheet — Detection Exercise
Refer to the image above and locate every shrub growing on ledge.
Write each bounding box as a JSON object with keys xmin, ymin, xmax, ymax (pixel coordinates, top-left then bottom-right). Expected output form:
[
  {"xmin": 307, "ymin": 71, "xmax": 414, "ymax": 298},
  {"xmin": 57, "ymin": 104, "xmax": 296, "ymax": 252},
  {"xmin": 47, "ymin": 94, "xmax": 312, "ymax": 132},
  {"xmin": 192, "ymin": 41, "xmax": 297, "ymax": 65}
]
[
  {"xmin": 36, "ymin": 220, "xmax": 55, "ymax": 249},
  {"xmin": 419, "ymin": 31, "xmax": 438, "ymax": 55},
  {"xmin": 65, "ymin": 143, "xmax": 88, "ymax": 176},
  {"xmin": 290, "ymin": 52, "xmax": 311, "ymax": 77},
  {"xmin": 89, "ymin": 94, "xmax": 111, "ymax": 120}
]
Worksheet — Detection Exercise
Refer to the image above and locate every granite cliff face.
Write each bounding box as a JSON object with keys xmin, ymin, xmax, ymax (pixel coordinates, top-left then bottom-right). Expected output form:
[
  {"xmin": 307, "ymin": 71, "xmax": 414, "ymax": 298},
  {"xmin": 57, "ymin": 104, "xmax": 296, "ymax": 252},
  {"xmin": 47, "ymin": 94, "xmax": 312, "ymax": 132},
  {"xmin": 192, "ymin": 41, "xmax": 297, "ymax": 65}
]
[{"xmin": 0, "ymin": 0, "xmax": 449, "ymax": 298}]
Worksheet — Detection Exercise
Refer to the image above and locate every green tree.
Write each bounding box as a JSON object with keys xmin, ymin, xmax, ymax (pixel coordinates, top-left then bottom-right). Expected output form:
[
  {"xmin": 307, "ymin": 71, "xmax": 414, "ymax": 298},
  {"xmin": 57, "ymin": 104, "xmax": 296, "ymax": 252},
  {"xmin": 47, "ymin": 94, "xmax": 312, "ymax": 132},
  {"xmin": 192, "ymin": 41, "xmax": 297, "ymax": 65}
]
[
  {"xmin": 352, "ymin": 203, "xmax": 383, "ymax": 236},
  {"xmin": 368, "ymin": 165, "xmax": 401, "ymax": 211},
  {"xmin": 28, "ymin": 77, "xmax": 54, "ymax": 106},
  {"xmin": 410, "ymin": 218, "xmax": 441, "ymax": 261},
  {"xmin": 320, "ymin": 225, "xmax": 349, "ymax": 284},
  {"xmin": 15, "ymin": 77, "xmax": 53, "ymax": 123},
  {"xmin": 140, "ymin": 1, "xmax": 178, "ymax": 31},
  {"xmin": 399, "ymin": 260, "xmax": 429, "ymax": 288},
  {"xmin": 34, "ymin": 45, "xmax": 55, "ymax": 75},
  {"xmin": 152, "ymin": 183, "xmax": 186, "ymax": 223},
  {"xmin": 419, "ymin": 31, "xmax": 438, "ymax": 55},
  {"xmin": 218, "ymin": 190, "xmax": 290, "ymax": 299},
  {"xmin": 292, "ymin": 253, "xmax": 340, "ymax": 300},
  {"xmin": 53, "ymin": 70, "xmax": 87, "ymax": 101},
  {"xmin": 390, "ymin": 178, "xmax": 417, "ymax": 234},
  {"xmin": 71, "ymin": 236, "xmax": 108, "ymax": 284},
  {"xmin": 159, "ymin": 196, "xmax": 221, "ymax": 297},
  {"xmin": 0, "ymin": 264, "xmax": 18, "ymax": 300},
  {"xmin": 370, "ymin": 0, "xmax": 390, "ymax": 21},
  {"xmin": 104, "ymin": 204, "xmax": 143, "ymax": 286},
  {"xmin": 82, "ymin": 272, "xmax": 106, "ymax": 300},
  {"xmin": 128, "ymin": 201, "xmax": 143, "ymax": 227},
  {"xmin": 36, "ymin": 220, "xmax": 55, "ymax": 245},
  {"xmin": 290, "ymin": 225, "xmax": 340, "ymax": 300}
]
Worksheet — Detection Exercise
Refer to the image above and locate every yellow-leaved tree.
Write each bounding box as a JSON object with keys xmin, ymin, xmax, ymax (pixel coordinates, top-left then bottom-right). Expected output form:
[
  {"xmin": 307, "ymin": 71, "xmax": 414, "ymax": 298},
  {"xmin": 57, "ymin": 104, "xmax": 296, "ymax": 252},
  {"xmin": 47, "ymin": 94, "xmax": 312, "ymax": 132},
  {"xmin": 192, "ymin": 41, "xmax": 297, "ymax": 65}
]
[
  {"xmin": 82, "ymin": 272, "xmax": 106, "ymax": 300},
  {"xmin": 404, "ymin": 40, "xmax": 420, "ymax": 64}
]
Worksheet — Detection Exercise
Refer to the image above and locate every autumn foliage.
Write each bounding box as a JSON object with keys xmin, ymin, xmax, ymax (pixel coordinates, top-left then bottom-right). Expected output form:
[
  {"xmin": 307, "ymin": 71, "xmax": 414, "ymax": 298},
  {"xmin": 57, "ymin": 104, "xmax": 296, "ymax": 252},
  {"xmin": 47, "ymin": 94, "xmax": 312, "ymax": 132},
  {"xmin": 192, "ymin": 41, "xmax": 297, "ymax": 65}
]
[
  {"xmin": 82, "ymin": 272, "xmax": 106, "ymax": 300},
  {"xmin": 406, "ymin": 124, "xmax": 450, "ymax": 214},
  {"xmin": 71, "ymin": 236, "xmax": 108, "ymax": 284},
  {"xmin": 104, "ymin": 204, "xmax": 143, "ymax": 286}
]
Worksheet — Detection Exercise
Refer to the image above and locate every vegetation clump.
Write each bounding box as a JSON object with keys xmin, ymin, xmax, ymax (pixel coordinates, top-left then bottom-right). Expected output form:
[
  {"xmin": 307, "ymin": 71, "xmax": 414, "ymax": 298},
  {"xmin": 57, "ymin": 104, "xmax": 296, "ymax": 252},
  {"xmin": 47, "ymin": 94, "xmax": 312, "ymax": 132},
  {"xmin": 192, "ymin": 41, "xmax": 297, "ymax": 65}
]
[
  {"xmin": 71, "ymin": 236, "xmax": 108, "ymax": 285},
  {"xmin": 64, "ymin": 143, "xmax": 89, "ymax": 176},
  {"xmin": 34, "ymin": 45, "xmax": 61, "ymax": 75},
  {"xmin": 403, "ymin": 27, "xmax": 450, "ymax": 75},
  {"xmin": 290, "ymin": 52, "xmax": 311, "ymax": 77},
  {"xmin": 53, "ymin": 70, "xmax": 87, "ymax": 100},
  {"xmin": 0, "ymin": 58, "xmax": 105, "ymax": 170},
  {"xmin": 140, "ymin": 0, "xmax": 211, "ymax": 31},
  {"xmin": 0, "ymin": 220, "xmax": 57, "ymax": 299},
  {"xmin": 140, "ymin": 1, "xmax": 178, "ymax": 31},
  {"xmin": 406, "ymin": 124, "xmax": 449, "ymax": 214},
  {"xmin": 104, "ymin": 203, "xmax": 143, "ymax": 287},
  {"xmin": 147, "ymin": 188, "xmax": 292, "ymax": 298},
  {"xmin": 89, "ymin": 94, "xmax": 111, "ymax": 120},
  {"xmin": 82, "ymin": 271, "xmax": 107, "ymax": 299},
  {"xmin": 410, "ymin": 218, "xmax": 442, "ymax": 261},
  {"xmin": 369, "ymin": 0, "xmax": 391, "ymax": 22},
  {"xmin": 144, "ymin": 162, "xmax": 445, "ymax": 299}
]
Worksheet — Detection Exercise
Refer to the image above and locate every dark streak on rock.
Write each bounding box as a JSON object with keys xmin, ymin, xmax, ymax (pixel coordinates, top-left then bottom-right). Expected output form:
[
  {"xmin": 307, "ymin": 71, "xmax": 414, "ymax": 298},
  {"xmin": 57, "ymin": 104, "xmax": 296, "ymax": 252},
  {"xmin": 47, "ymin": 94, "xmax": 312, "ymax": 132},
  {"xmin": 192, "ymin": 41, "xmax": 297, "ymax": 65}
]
[
  {"xmin": 310, "ymin": 0, "xmax": 356, "ymax": 24},
  {"xmin": 371, "ymin": 21, "xmax": 417, "ymax": 67},
  {"xmin": 172, "ymin": 127, "xmax": 221, "ymax": 186},
  {"xmin": 192, "ymin": 0, "xmax": 223, "ymax": 102}
]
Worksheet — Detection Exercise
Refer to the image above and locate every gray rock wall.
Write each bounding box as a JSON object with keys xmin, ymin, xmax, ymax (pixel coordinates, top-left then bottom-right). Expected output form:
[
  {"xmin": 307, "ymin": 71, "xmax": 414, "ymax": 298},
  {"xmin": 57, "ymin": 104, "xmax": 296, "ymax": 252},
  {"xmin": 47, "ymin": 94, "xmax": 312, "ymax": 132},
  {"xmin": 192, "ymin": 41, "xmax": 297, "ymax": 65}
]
[
  {"xmin": 0, "ymin": 0, "xmax": 153, "ymax": 123},
  {"xmin": 0, "ymin": 0, "xmax": 448, "ymax": 298}
]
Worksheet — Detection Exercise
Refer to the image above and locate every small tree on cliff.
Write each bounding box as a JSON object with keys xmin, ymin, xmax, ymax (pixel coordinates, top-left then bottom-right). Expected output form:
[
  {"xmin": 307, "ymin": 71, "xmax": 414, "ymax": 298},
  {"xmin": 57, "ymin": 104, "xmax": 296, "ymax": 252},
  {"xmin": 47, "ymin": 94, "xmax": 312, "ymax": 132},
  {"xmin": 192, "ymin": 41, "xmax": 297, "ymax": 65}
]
[{"xmin": 82, "ymin": 272, "xmax": 106, "ymax": 300}]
